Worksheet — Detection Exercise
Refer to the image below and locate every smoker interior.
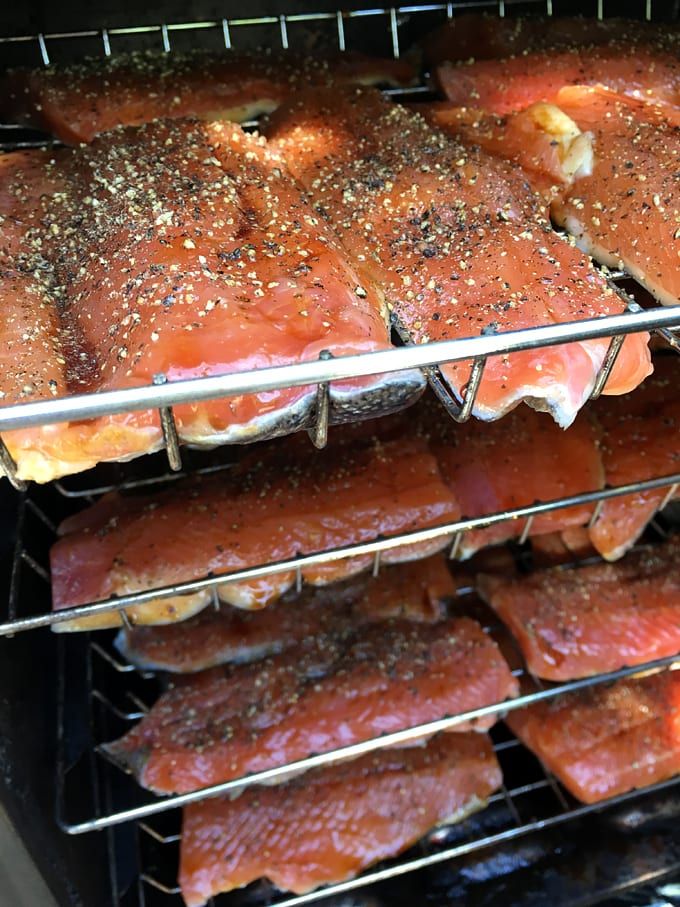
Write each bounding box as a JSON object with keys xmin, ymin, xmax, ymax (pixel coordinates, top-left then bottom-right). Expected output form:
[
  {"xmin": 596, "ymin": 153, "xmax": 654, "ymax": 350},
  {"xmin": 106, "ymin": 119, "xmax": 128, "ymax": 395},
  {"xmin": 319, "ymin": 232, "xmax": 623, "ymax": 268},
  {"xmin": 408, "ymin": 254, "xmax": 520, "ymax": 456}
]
[{"xmin": 1, "ymin": 0, "xmax": 680, "ymax": 905}]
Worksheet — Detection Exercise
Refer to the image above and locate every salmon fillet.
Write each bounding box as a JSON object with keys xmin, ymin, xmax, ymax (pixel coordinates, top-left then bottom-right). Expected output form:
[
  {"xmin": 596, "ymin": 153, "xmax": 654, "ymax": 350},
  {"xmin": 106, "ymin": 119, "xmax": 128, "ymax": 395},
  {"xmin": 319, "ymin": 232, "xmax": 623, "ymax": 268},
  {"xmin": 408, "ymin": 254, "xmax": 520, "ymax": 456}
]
[
  {"xmin": 506, "ymin": 669, "xmax": 680, "ymax": 803},
  {"xmin": 422, "ymin": 87, "xmax": 680, "ymax": 306},
  {"xmin": 115, "ymin": 554, "xmax": 455, "ymax": 672},
  {"xmin": 179, "ymin": 733, "xmax": 501, "ymax": 905},
  {"xmin": 0, "ymin": 118, "xmax": 423, "ymax": 484},
  {"xmin": 422, "ymin": 14, "xmax": 678, "ymax": 66},
  {"xmin": 478, "ymin": 536, "xmax": 680, "ymax": 681},
  {"xmin": 0, "ymin": 49, "xmax": 415, "ymax": 145},
  {"xmin": 422, "ymin": 401, "xmax": 604, "ymax": 558},
  {"xmin": 49, "ymin": 435, "xmax": 460, "ymax": 630},
  {"xmin": 435, "ymin": 45, "xmax": 680, "ymax": 115},
  {"xmin": 589, "ymin": 356, "xmax": 680, "ymax": 561},
  {"xmin": 265, "ymin": 87, "xmax": 652, "ymax": 427},
  {"xmin": 103, "ymin": 616, "xmax": 518, "ymax": 794}
]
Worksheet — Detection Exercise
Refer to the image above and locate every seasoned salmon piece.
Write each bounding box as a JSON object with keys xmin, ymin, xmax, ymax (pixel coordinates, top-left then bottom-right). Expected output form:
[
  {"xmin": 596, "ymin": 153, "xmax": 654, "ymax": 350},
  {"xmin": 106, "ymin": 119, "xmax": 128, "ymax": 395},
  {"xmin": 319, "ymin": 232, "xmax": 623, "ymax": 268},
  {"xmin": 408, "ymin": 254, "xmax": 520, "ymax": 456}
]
[
  {"xmin": 0, "ymin": 118, "xmax": 423, "ymax": 484},
  {"xmin": 116, "ymin": 554, "xmax": 455, "ymax": 672},
  {"xmin": 506, "ymin": 669, "xmax": 680, "ymax": 803},
  {"xmin": 104, "ymin": 616, "xmax": 517, "ymax": 794},
  {"xmin": 479, "ymin": 537, "xmax": 680, "ymax": 681},
  {"xmin": 426, "ymin": 404, "xmax": 604, "ymax": 558},
  {"xmin": 422, "ymin": 14, "xmax": 678, "ymax": 66},
  {"xmin": 435, "ymin": 45, "xmax": 680, "ymax": 115},
  {"xmin": 179, "ymin": 733, "xmax": 501, "ymax": 905},
  {"xmin": 0, "ymin": 50, "xmax": 415, "ymax": 145},
  {"xmin": 589, "ymin": 357, "xmax": 680, "ymax": 561},
  {"xmin": 266, "ymin": 87, "xmax": 652, "ymax": 427},
  {"xmin": 49, "ymin": 436, "xmax": 460, "ymax": 630}
]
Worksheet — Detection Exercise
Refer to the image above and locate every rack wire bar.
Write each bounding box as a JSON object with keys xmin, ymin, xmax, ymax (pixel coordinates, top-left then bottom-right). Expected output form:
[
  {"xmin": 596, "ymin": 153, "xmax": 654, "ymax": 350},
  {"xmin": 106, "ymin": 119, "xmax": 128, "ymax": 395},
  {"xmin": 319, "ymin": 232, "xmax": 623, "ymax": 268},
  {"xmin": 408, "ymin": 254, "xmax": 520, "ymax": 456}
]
[
  {"xmin": 59, "ymin": 653, "xmax": 680, "ymax": 834},
  {"xmin": 0, "ymin": 308, "xmax": 676, "ymax": 435},
  {"xmin": 10, "ymin": 469, "xmax": 679, "ymax": 637}
]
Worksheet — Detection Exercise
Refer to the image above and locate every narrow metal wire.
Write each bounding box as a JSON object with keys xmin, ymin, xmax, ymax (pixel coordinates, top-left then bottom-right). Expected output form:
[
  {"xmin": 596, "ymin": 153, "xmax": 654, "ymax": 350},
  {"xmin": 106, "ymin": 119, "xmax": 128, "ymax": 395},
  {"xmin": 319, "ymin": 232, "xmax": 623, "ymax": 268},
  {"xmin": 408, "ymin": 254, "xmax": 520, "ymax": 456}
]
[
  {"xmin": 0, "ymin": 438, "xmax": 26, "ymax": 491},
  {"xmin": 153, "ymin": 375, "xmax": 182, "ymax": 472},
  {"xmin": 308, "ymin": 351, "xmax": 332, "ymax": 449}
]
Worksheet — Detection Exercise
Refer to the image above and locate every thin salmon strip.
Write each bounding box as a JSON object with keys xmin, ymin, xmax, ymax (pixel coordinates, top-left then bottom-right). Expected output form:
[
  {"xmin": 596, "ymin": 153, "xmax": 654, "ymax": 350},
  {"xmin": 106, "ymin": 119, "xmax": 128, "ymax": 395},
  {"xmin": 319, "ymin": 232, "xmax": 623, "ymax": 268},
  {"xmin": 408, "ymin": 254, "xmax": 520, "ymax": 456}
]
[
  {"xmin": 435, "ymin": 45, "xmax": 680, "ymax": 115},
  {"xmin": 506, "ymin": 669, "xmax": 680, "ymax": 803},
  {"xmin": 49, "ymin": 435, "xmax": 460, "ymax": 630},
  {"xmin": 479, "ymin": 536, "xmax": 680, "ymax": 681},
  {"xmin": 423, "ymin": 402, "xmax": 604, "ymax": 558},
  {"xmin": 0, "ymin": 49, "xmax": 415, "ymax": 145},
  {"xmin": 589, "ymin": 356, "xmax": 680, "ymax": 561},
  {"xmin": 103, "ymin": 616, "xmax": 518, "ymax": 794},
  {"xmin": 0, "ymin": 118, "xmax": 423, "ymax": 484},
  {"xmin": 116, "ymin": 554, "xmax": 455, "ymax": 672},
  {"xmin": 422, "ymin": 14, "xmax": 678, "ymax": 66},
  {"xmin": 179, "ymin": 733, "xmax": 501, "ymax": 905},
  {"xmin": 266, "ymin": 87, "xmax": 651, "ymax": 427}
]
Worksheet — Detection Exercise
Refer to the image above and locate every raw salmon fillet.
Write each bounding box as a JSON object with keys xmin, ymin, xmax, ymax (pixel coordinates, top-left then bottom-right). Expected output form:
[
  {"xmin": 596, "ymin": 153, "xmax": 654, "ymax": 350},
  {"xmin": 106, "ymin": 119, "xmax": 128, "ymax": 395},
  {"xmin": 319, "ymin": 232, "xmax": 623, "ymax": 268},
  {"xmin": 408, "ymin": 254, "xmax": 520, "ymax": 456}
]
[
  {"xmin": 478, "ymin": 536, "xmax": 680, "ymax": 681},
  {"xmin": 266, "ymin": 87, "xmax": 651, "ymax": 427},
  {"xmin": 506, "ymin": 669, "xmax": 680, "ymax": 803},
  {"xmin": 0, "ymin": 118, "xmax": 423, "ymax": 483},
  {"xmin": 116, "ymin": 554, "xmax": 455, "ymax": 672},
  {"xmin": 435, "ymin": 45, "xmax": 680, "ymax": 115},
  {"xmin": 0, "ymin": 49, "xmax": 415, "ymax": 144},
  {"xmin": 50, "ymin": 435, "xmax": 460, "ymax": 630},
  {"xmin": 422, "ymin": 401, "xmax": 604, "ymax": 558},
  {"xmin": 103, "ymin": 616, "xmax": 518, "ymax": 794},
  {"xmin": 423, "ymin": 87, "xmax": 680, "ymax": 305},
  {"xmin": 422, "ymin": 14, "xmax": 678, "ymax": 66},
  {"xmin": 589, "ymin": 356, "xmax": 680, "ymax": 560},
  {"xmin": 179, "ymin": 733, "xmax": 501, "ymax": 905}
]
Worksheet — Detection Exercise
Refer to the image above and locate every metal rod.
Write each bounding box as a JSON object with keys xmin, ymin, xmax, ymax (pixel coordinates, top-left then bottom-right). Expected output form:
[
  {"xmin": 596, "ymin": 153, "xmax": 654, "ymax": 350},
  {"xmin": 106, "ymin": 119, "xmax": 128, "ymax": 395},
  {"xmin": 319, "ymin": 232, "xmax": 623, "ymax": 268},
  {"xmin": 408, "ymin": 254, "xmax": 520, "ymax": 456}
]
[
  {"xmin": 518, "ymin": 515, "xmax": 534, "ymax": 546},
  {"xmin": 372, "ymin": 550, "xmax": 381, "ymax": 577},
  {"xmin": 448, "ymin": 532, "xmax": 462, "ymax": 559},
  {"xmin": 61, "ymin": 653, "xmax": 680, "ymax": 833},
  {"xmin": 589, "ymin": 333, "xmax": 626, "ymax": 399},
  {"xmin": 153, "ymin": 375, "xmax": 182, "ymax": 472},
  {"xmin": 0, "ymin": 307, "xmax": 677, "ymax": 434},
  {"xmin": 659, "ymin": 482, "xmax": 679, "ymax": 511},
  {"xmin": 0, "ymin": 438, "xmax": 26, "ymax": 491},
  {"xmin": 308, "ymin": 351, "xmax": 332, "ymax": 449},
  {"xmin": 8, "ymin": 471, "xmax": 680, "ymax": 636}
]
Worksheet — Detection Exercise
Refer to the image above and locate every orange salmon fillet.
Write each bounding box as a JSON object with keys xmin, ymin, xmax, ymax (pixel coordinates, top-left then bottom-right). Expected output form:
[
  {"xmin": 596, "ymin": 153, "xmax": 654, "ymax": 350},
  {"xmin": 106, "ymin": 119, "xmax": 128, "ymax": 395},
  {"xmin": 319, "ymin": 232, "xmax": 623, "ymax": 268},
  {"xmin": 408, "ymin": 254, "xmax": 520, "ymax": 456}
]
[
  {"xmin": 0, "ymin": 119, "xmax": 423, "ymax": 484},
  {"xmin": 0, "ymin": 50, "xmax": 415, "ymax": 145},
  {"xmin": 506, "ymin": 669, "xmax": 680, "ymax": 803},
  {"xmin": 103, "ymin": 616, "xmax": 518, "ymax": 794},
  {"xmin": 179, "ymin": 733, "xmax": 501, "ymax": 905},
  {"xmin": 435, "ymin": 45, "xmax": 680, "ymax": 115},
  {"xmin": 422, "ymin": 14, "xmax": 678, "ymax": 66},
  {"xmin": 422, "ymin": 400, "xmax": 604, "ymax": 558},
  {"xmin": 49, "ymin": 435, "xmax": 460, "ymax": 630},
  {"xmin": 116, "ymin": 554, "xmax": 455, "ymax": 672},
  {"xmin": 478, "ymin": 536, "xmax": 680, "ymax": 681},
  {"xmin": 265, "ymin": 87, "xmax": 651, "ymax": 427},
  {"xmin": 589, "ymin": 356, "xmax": 680, "ymax": 560}
]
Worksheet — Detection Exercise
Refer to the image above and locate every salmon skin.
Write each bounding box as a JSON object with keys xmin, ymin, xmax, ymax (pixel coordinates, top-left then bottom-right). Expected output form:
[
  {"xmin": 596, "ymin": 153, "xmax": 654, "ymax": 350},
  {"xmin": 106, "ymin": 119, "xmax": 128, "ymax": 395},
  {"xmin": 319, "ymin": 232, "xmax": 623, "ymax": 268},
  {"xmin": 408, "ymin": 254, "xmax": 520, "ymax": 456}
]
[
  {"xmin": 478, "ymin": 536, "xmax": 680, "ymax": 681},
  {"xmin": 103, "ymin": 616, "xmax": 518, "ymax": 794},
  {"xmin": 420, "ymin": 400, "xmax": 604, "ymax": 559},
  {"xmin": 506, "ymin": 669, "xmax": 680, "ymax": 803},
  {"xmin": 422, "ymin": 87, "xmax": 680, "ymax": 306},
  {"xmin": 435, "ymin": 44, "xmax": 680, "ymax": 115},
  {"xmin": 50, "ymin": 435, "xmax": 460, "ymax": 630},
  {"xmin": 422, "ymin": 14, "xmax": 678, "ymax": 66},
  {"xmin": 265, "ymin": 87, "xmax": 652, "ymax": 427},
  {"xmin": 0, "ymin": 49, "xmax": 415, "ymax": 145},
  {"xmin": 179, "ymin": 733, "xmax": 501, "ymax": 905},
  {"xmin": 588, "ymin": 356, "xmax": 680, "ymax": 561},
  {"xmin": 116, "ymin": 554, "xmax": 455, "ymax": 673},
  {"xmin": 0, "ymin": 118, "xmax": 424, "ymax": 484}
]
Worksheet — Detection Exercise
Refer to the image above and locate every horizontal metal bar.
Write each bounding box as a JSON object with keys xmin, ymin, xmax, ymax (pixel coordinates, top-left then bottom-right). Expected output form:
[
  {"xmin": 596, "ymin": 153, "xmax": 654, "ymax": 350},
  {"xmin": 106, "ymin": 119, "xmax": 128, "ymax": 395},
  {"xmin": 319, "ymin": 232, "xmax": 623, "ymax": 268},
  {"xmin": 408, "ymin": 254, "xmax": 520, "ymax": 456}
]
[
  {"xmin": 0, "ymin": 308, "xmax": 676, "ymax": 433},
  {"xmin": 61, "ymin": 656, "xmax": 680, "ymax": 833},
  {"xmin": 11, "ymin": 470, "xmax": 679, "ymax": 636}
]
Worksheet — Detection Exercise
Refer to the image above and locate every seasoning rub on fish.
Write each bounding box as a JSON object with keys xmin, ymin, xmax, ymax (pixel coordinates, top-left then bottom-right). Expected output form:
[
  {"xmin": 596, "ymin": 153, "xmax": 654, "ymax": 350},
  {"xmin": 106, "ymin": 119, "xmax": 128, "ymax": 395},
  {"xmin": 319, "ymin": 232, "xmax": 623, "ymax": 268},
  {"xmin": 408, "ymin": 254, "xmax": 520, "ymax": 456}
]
[
  {"xmin": 0, "ymin": 118, "xmax": 423, "ymax": 484},
  {"xmin": 103, "ymin": 616, "xmax": 518, "ymax": 794},
  {"xmin": 265, "ymin": 87, "xmax": 651, "ymax": 427}
]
